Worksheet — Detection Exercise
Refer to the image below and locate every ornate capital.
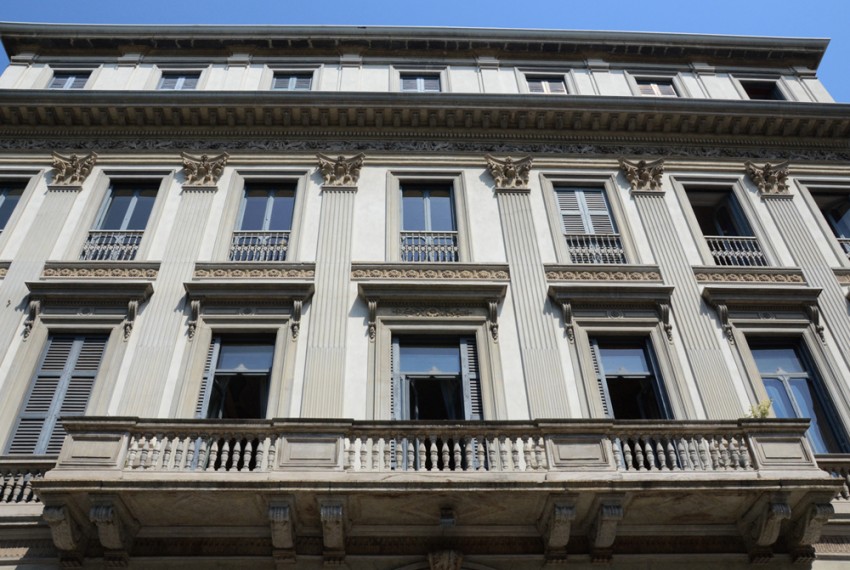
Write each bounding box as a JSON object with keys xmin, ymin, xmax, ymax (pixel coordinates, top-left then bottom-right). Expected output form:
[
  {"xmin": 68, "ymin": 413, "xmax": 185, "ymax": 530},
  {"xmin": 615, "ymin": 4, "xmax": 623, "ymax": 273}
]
[
  {"xmin": 317, "ymin": 153, "xmax": 364, "ymax": 186},
  {"xmin": 181, "ymin": 152, "xmax": 228, "ymax": 186},
  {"xmin": 745, "ymin": 160, "xmax": 790, "ymax": 196},
  {"xmin": 619, "ymin": 157, "xmax": 664, "ymax": 192},
  {"xmin": 428, "ymin": 550, "xmax": 463, "ymax": 570},
  {"xmin": 485, "ymin": 154, "xmax": 533, "ymax": 190},
  {"xmin": 51, "ymin": 151, "xmax": 97, "ymax": 187}
]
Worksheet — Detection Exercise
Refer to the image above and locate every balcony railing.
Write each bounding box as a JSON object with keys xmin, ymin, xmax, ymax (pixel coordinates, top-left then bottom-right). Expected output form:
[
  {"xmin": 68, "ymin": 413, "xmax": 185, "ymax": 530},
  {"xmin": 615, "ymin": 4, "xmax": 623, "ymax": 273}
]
[
  {"xmin": 564, "ymin": 233, "xmax": 626, "ymax": 264},
  {"xmin": 0, "ymin": 457, "xmax": 54, "ymax": 505},
  {"xmin": 816, "ymin": 455, "xmax": 850, "ymax": 501},
  {"xmin": 400, "ymin": 231, "xmax": 459, "ymax": 262},
  {"xmin": 80, "ymin": 230, "xmax": 144, "ymax": 261},
  {"xmin": 704, "ymin": 235, "xmax": 767, "ymax": 267},
  {"xmin": 837, "ymin": 238, "xmax": 850, "ymax": 260},
  {"xmin": 229, "ymin": 231, "xmax": 289, "ymax": 262}
]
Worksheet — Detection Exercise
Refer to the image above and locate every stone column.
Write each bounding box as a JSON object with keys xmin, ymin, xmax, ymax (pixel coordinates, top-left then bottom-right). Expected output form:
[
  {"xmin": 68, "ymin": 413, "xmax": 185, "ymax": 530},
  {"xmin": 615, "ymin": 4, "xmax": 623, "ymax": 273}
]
[
  {"xmin": 487, "ymin": 155, "xmax": 569, "ymax": 418},
  {"xmin": 300, "ymin": 154, "xmax": 363, "ymax": 417},
  {"xmin": 622, "ymin": 158, "xmax": 741, "ymax": 419}
]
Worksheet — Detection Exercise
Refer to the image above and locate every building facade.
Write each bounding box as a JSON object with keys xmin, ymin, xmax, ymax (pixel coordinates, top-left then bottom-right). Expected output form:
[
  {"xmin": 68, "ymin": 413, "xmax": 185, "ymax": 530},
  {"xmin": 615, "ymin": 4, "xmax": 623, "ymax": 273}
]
[{"xmin": 0, "ymin": 22, "xmax": 849, "ymax": 569}]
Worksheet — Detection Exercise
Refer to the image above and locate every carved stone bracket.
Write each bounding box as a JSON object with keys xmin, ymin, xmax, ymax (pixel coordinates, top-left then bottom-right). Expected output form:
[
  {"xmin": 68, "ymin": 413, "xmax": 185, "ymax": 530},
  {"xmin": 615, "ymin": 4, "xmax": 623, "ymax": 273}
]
[
  {"xmin": 745, "ymin": 160, "xmax": 790, "ymax": 196},
  {"xmin": 123, "ymin": 300, "xmax": 138, "ymax": 341},
  {"xmin": 291, "ymin": 299, "xmax": 302, "ymax": 340},
  {"xmin": 485, "ymin": 154, "xmax": 533, "ymax": 190},
  {"xmin": 619, "ymin": 157, "xmax": 664, "ymax": 192},
  {"xmin": 657, "ymin": 301, "xmax": 673, "ymax": 341},
  {"xmin": 23, "ymin": 299, "xmax": 40, "ymax": 340},
  {"xmin": 43, "ymin": 504, "xmax": 85, "ymax": 563},
  {"xmin": 367, "ymin": 299, "xmax": 377, "ymax": 342},
  {"xmin": 714, "ymin": 302, "xmax": 734, "ymax": 343},
  {"xmin": 540, "ymin": 500, "xmax": 576, "ymax": 562},
  {"xmin": 317, "ymin": 153, "xmax": 364, "ymax": 186},
  {"xmin": 487, "ymin": 299, "xmax": 499, "ymax": 342},
  {"xmin": 319, "ymin": 500, "xmax": 346, "ymax": 563},
  {"xmin": 187, "ymin": 299, "xmax": 201, "ymax": 341},
  {"xmin": 590, "ymin": 501, "xmax": 624, "ymax": 562},
  {"xmin": 790, "ymin": 502, "xmax": 834, "ymax": 561},
  {"xmin": 269, "ymin": 501, "xmax": 296, "ymax": 564},
  {"xmin": 181, "ymin": 152, "xmax": 229, "ymax": 186},
  {"xmin": 560, "ymin": 302, "xmax": 574, "ymax": 343},
  {"xmin": 51, "ymin": 151, "xmax": 97, "ymax": 187},
  {"xmin": 805, "ymin": 304, "xmax": 826, "ymax": 342},
  {"xmin": 428, "ymin": 550, "xmax": 463, "ymax": 570},
  {"xmin": 740, "ymin": 495, "xmax": 791, "ymax": 562},
  {"xmin": 89, "ymin": 497, "xmax": 139, "ymax": 566}
]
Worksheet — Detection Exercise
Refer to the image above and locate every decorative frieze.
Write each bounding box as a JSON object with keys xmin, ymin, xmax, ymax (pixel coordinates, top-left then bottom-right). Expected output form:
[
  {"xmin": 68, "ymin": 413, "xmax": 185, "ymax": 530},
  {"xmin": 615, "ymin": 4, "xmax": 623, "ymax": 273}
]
[
  {"xmin": 42, "ymin": 264, "xmax": 159, "ymax": 280},
  {"xmin": 390, "ymin": 306, "xmax": 473, "ymax": 318},
  {"xmin": 485, "ymin": 154, "xmax": 533, "ymax": 190},
  {"xmin": 193, "ymin": 266, "xmax": 315, "ymax": 279},
  {"xmin": 181, "ymin": 152, "xmax": 228, "ymax": 186},
  {"xmin": 545, "ymin": 267, "xmax": 662, "ymax": 282},
  {"xmin": 694, "ymin": 267, "xmax": 805, "ymax": 284},
  {"xmin": 745, "ymin": 160, "xmax": 790, "ymax": 196},
  {"xmin": 317, "ymin": 153, "xmax": 364, "ymax": 186},
  {"xmin": 352, "ymin": 266, "xmax": 509, "ymax": 281},
  {"xmin": 619, "ymin": 158, "xmax": 664, "ymax": 192},
  {"xmin": 51, "ymin": 151, "xmax": 97, "ymax": 187}
]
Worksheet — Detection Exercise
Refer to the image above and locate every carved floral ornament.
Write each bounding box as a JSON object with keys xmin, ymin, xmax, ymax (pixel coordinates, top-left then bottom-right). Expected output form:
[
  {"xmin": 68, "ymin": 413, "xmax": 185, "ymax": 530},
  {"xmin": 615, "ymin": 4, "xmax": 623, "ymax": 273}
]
[
  {"xmin": 51, "ymin": 151, "xmax": 97, "ymax": 186},
  {"xmin": 317, "ymin": 153, "xmax": 364, "ymax": 186},
  {"xmin": 619, "ymin": 157, "xmax": 664, "ymax": 192},
  {"xmin": 352, "ymin": 267, "xmax": 508, "ymax": 280},
  {"xmin": 485, "ymin": 154, "xmax": 533, "ymax": 189},
  {"xmin": 745, "ymin": 160, "xmax": 790, "ymax": 196},
  {"xmin": 181, "ymin": 152, "xmax": 229, "ymax": 186}
]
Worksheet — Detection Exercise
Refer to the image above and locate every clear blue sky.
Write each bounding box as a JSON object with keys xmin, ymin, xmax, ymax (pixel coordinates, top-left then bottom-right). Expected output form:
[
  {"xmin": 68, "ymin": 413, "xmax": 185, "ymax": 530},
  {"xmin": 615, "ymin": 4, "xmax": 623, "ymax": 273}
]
[{"xmin": 1, "ymin": 0, "xmax": 848, "ymax": 102}]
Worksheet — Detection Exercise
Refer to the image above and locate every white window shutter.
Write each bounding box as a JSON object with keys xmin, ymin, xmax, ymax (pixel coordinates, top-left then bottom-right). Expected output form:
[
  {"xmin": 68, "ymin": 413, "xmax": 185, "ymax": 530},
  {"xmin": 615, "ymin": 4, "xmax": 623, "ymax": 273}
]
[
  {"xmin": 422, "ymin": 76, "xmax": 441, "ymax": 92},
  {"xmin": 159, "ymin": 75, "xmax": 179, "ymax": 90},
  {"xmin": 181, "ymin": 75, "xmax": 199, "ymax": 90},
  {"xmin": 582, "ymin": 189, "xmax": 616, "ymax": 234},
  {"xmin": 390, "ymin": 338, "xmax": 402, "ymax": 420},
  {"xmin": 293, "ymin": 75, "xmax": 312, "ymax": 90},
  {"xmin": 527, "ymin": 79, "xmax": 544, "ymax": 93},
  {"xmin": 401, "ymin": 77, "xmax": 418, "ymax": 92},
  {"xmin": 557, "ymin": 189, "xmax": 588, "ymax": 235},
  {"xmin": 589, "ymin": 340, "xmax": 613, "ymax": 418},
  {"xmin": 195, "ymin": 337, "xmax": 221, "ymax": 419},
  {"xmin": 70, "ymin": 75, "xmax": 88, "ymax": 89},
  {"xmin": 460, "ymin": 337, "xmax": 482, "ymax": 420},
  {"xmin": 548, "ymin": 80, "xmax": 567, "ymax": 94}
]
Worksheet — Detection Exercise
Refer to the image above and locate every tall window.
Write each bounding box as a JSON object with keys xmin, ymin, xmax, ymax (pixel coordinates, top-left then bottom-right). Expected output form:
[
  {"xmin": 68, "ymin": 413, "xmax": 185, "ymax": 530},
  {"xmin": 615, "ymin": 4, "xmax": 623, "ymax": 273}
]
[
  {"xmin": 750, "ymin": 342, "xmax": 844, "ymax": 454},
  {"xmin": 556, "ymin": 187, "xmax": 624, "ymax": 264},
  {"xmin": 400, "ymin": 74, "xmax": 441, "ymax": 93},
  {"xmin": 196, "ymin": 336, "xmax": 275, "ymax": 419},
  {"xmin": 230, "ymin": 184, "xmax": 295, "ymax": 262},
  {"xmin": 158, "ymin": 73, "xmax": 200, "ymax": 90},
  {"xmin": 81, "ymin": 184, "xmax": 157, "ymax": 261},
  {"xmin": 0, "ymin": 184, "xmax": 22, "ymax": 232},
  {"xmin": 636, "ymin": 79, "xmax": 677, "ymax": 97},
  {"xmin": 527, "ymin": 76, "xmax": 567, "ymax": 94},
  {"xmin": 685, "ymin": 188, "xmax": 766, "ymax": 266},
  {"xmin": 48, "ymin": 72, "xmax": 89, "ymax": 90},
  {"xmin": 590, "ymin": 338, "xmax": 669, "ymax": 420},
  {"xmin": 7, "ymin": 335, "xmax": 107, "ymax": 455},
  {"xmin": 391, "ymin": 337, "xmax": 481, "ymax": 421},
  {"xmin": 812, "ymin": 193, "xmax": 850, "ymax": 259},
  {"xmin": 400, "ymin": 185, "xmax": 458, "ymax": 262},
  {"xmin": 272, "ymin": 74, "xmax": 312, "ymax": 91}
]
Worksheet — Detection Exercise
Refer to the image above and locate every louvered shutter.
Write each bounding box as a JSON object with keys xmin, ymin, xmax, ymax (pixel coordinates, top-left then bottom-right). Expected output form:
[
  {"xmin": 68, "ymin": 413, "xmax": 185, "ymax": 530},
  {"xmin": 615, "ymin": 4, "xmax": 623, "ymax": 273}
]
[
  {"xmin": 460, "ymin": 337, "xmax": 482, "ymax": 420},
  {"xmin": 589, "ymin": 340, "xmax": 613, "ymax": 418},
  {"xmin": 548, "ymin": 80, "xmax": 567, "ymax": 94},
  {"xmin": 556, "ymin": 189, "xmax": 588, "ymax": 235},
  {"xmin": 582, "ymin": 189, "xmax": 616, "ymax": 234},
  {"xmin": 656, "ymin": 82, "xmax": 676, "ymax": 96},
  {"xmin": 401, "ymin": 77, "xmax": 419, "ymax": 92},
  {"xmin": 422, "ymin": 76, "xmax": 441, "ymax": 92},
  {"xmin": 69, "ymin": 75, "xmax": 88, "ymax": 89},
  {"xmin": 527, "ymin": 78, "xmax": 545, "ymax": 93},
  {"xmin": 390, "ymin": 338, "xmax": 403, "ymax": 420},
  {"xmin": 180, "ymin": 75, "xmax": 199, "ymax": 90},
  {"xmin": 293, "ymin": 75, "xmax": 312, "ymax": 90},
  {"xmin": 272, "ymin": 75, "xmax": 288, "ymax": 90},
  {"xmin": 195, "ymin": 337, "xmax": 221, "ymax": 419},
  {"xmin": 637, "ymin": 82, "xmax": 656, "ymax": 96},
  {"xmin": 159, "ymin": 75, "xmax": 179, "ymax": 90}
]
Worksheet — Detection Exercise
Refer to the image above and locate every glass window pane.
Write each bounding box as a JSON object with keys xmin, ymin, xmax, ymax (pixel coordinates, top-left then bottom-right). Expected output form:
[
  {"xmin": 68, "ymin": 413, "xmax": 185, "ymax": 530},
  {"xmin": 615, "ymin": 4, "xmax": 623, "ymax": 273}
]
[
  {"xmin": 239, "ymin": 192, "xmax": 269, "ymax": 230},
  {"xmin": 268, "ymin": 191, "xmax": 295, "ymax": 231},
  {"xmin": 828, "ymin": 201, "xmax": 850, "ymax": 238},
  {"xmin": 751, "ymin": 347, "xmax": 806, "ymax": 374},
  {"xmin": 99, "ymin": 193, "xmax": 134, "ymax": 230},
  {"xmin": 125, "ymin": 192, "xmax": 156, "ymax": 230},
  {"xmin": 789, "ymin": 379, "xmax": 832, "ymax": 454},
  {"xmin": 217, "ymin": 343, "xmax": 274, "ymax": 372},
  {"xmin": 428, "ymin": 191, "xmax": 455, "ymax": 231},
  {"xmin": 764, "ymin": 378, "xmax": 795, "ymax": 419},
  {"xmin": 400, "ymin": 345, "xmax": 460, "ymax": 374},
  {"xmin": 0, "ymin": 192, "xmax": 21, "ymax": 230},
  {"xmin": 599, "ymin": 346, "xmax": 649, "ymax": 375},
  {"xmin": 402, "ymin": 190, "xmax": 426, "ymax": 231}
]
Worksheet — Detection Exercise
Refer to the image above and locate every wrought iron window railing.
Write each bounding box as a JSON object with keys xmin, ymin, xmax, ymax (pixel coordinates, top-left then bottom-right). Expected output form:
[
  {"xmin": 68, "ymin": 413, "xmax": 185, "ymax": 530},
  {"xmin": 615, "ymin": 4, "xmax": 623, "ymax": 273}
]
[
  {"xmin": 80, "ymin": 230, "xmax": 144, "ymax": 261},
  {"xmin": 229, "ymin": 231, "xmax": 290, "ymax": 262},
  {"xmin": 400, "ymin": 231, "xmax": 459, "ymax": 263},
  {"xmin": 564, "ymin": 233, "xmax": 626, "ymax": 264},
  {"xmin": 704, "ymin": 235, "xmax": 767, "ymax": 267}
]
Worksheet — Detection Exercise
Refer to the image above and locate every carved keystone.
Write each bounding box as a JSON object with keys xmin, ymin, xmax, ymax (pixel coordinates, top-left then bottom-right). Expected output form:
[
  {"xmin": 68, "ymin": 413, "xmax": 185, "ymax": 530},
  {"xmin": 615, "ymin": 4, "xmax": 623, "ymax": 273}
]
[
  {"xmin": 269, "ymin": 501, "xmax": 296, "ymax": 565},
  {"xmin": 51, "ymin": 151, "xmax": 97, "ymax": 187},
  {"xmin": 619, "ymin": 157, "xmax": 664, "ymax": 192},
  {"xmin": 43, "ymin": 504, "xmax": 85, "ymax": 564},
  {"xmin": 485, "ymin": 155, "xmax": 533, "ymax": 190},
  {"xmin": 317, "ymin": 153, "xmax": 364, "ymax": 186},
  {"xmin": 745, "ymin": 161, "xmax": 790, "ymax": 196},
  {"xmin": 539, "ymin": 499, "xmax": 576, "ymax": 562},
  {"xmin": 319, "ymin": 500, "xmax": 346, "ymax": 563},
  {"xmin": 428, "ymin": 550, "xmax": 463, "ymax": 570},
  {"xmin": 181, "ymin": 152, "xmax": 228, "ymax": 186},
  {"xmin": 739, "ymin": 494, "xmax": 791, "ymax": 562},
  {"xmin": 790, "ymin": 502, "xmax": 834, "ymax": 562},
  {"xmin": 89, "ymin": 497, "xmax": 139, "ymax": 566},
  {"xmin": 590, "ymin": 500, "xmax": 624, "ymax": 562}
]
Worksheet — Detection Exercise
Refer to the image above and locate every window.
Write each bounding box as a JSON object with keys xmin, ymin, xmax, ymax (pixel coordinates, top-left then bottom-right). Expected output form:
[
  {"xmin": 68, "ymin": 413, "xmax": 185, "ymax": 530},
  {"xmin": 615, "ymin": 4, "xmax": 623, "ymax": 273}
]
[
  {"xmin": 272, "ymin": 74, "xmax": 312, "ymax": 91},
  {"xmin": 685, "ymin": 188, "xmax": 766, "ymax": 266},
  {"xmin": 7, "ymin": 335, "xmax": 107, "ymax": 455},
  {"xmin": 80, "ymin": 184, "xmax": 157, "ymax": 261},
  {"xmin": 196, "ymin": 336, "xmax": 274, "ymax": 419},
  {"xmin": 590, "ymin": 338, "xmax": 669, "ymax": 420},
  {"xmin": 48, "ymin": 72, "xmax": 89, "ymax": 90},
  {"xmin": 527, "ymin": 76, "xmax": 567, "ymax": 94},
  {"xmin": 391, "ymin": 336, "xmax": 481, "ymax": 420},
  {"xmin": 556, "ymin": 187, "xmax": 624, "ymax": 264},
  {"xmin": 740, "ymin": 80, "xmax": 784, "ymax": 101},
  {"xmin": 812, "ymin": 192, "xmax": 850, "ymax": 259},
  {"xmin": 750, "ymin": 342, "xmax": 844, "ymax": 454},
  {"xmin": 0, "ymin": 184, "xmax": 22, "ymax": 232},
  {"xmin": 400, "ymin": 74, "xmax": 441, "ymax": 93},
  {"xmin": 400, "ymin": 184, "xmax": 458, "ymax": 262},
  {"xmin": 636, "ymin": 79, "xmax": 677, "ymax": 97},
  {"xmin": 158, "ymin": 73, "xmax": 200, "ymax": 90},
  {"xmin": 230, "ymin": 184, "xmax": 295, "ymax": 262}
]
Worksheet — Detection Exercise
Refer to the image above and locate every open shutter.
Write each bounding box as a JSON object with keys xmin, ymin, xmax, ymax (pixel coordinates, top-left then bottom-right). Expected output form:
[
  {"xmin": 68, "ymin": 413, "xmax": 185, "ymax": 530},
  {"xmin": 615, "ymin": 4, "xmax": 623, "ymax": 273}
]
[
  {"xmin": 637, "ymin": 82, "xmax": 656, "ymax": 96},
  {"xmin": 460, "ymin": 337, "xmax": 482, "ymax": 420},
  {"xmin": 556, "ymin": 189, "xmax": 588, "ymax": 235},
  {"xmin": 589, "ymin": 339, "xmax": 613, "ymax": 418},
  {"xmin": 582, "ymin": 189, "xmax": 616, "ymax": 234},
  {"xmin": 195, "ymin": 337, "xmax": 221, "ymax": 419},
  {"xmin": 390, "ymin": 337, "xmax": 403, "ymax": 420}
]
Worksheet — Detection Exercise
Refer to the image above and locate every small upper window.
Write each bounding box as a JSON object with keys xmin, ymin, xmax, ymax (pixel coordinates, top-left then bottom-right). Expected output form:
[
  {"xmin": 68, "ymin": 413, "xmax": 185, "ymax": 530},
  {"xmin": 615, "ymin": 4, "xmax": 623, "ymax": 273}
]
[
  {"xmin": 401, "ymin": 74, "xmax": 441, "ymax": 93},
  {"xmin": 636, "ymin": 79, "xmax": 677, "ymax": 97},
  {"xmin": 158, "ymin": 73, "xmax": 200, "ymax": 91},
  {"xmin": 272, "ymin": 74, "xmax": 312, "ymax": 91},
  {"xmin": 400, "ymin": 184, "xmax": 457, "ymax": 262},
  {"xmin": 0, "ymin": 185, "xmax": 23, "ymax": 232},
  {"xmin": 685, "ymin": 188, "xmax": 767, "ymax": 267},
  {"xmin": 80, "ymin": 184, "xmax": 158, "ymax": 261},
  {"xmin": 230, "ymin": 184, "xmax": 296, "ymax": 262},
  {"xmin": 527, "ymin": 76, "xmax": 567, "ymax": 94},
  {"xmin": 740, "ymin": 80, "xmax": 784, "ymax": 101},
  {"xmin": 48, "ymin": 72, "xmax": 89, "ymax": 90},
  {"xmin": 555, "ymin": 187, "xmax": 624, "ymax": 264}
]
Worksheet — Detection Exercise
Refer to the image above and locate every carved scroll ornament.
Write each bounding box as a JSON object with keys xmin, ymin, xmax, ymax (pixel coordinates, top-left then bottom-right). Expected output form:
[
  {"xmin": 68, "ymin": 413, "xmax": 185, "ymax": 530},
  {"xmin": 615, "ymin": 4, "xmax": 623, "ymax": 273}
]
[
  {"xmin": 619, "ymin": 157, "xmax": 664, "ymax": 192},
  {"xmin": 51, "ymin": 151, "xmax": 97, "ymax": 186},
  {"xmin": 181, "ymin": 152, "xmax": 229, "ymax": 186},
  {"xmin": 745, "ymin": 160, "xmax": 790, "ymax": 196},
  {"xmin": 317, "ymin": 153, "xmax": 364, "ymax": 186},
  {"xmin": 485, "ymin": 154, "xmax": 533, "ymax": 189}
]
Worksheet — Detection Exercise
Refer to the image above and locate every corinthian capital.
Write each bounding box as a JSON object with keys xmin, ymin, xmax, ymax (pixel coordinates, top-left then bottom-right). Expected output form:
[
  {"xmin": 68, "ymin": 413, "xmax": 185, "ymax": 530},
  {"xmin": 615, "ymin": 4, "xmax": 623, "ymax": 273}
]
[
  {"xmin": 51, "ymin": 151, "xmax": 97, "ymax": 186},
  {"xmin": 485, "ymin": 155, "xmax": 533, "ymax": 189},
  {"xmin": 317, "ymin": 153, "xmax": 364, "ymax": 186},
  {"xmin": 619, "ymin": 158, "xmax": 664, "ymax": 192},
  {"xmin": 181, "ymin": 152, "xmax": 229, "ymax": 186},
  {"xmin": 745, "ymin": 160, "xmax": 790, "ymax": 195}
]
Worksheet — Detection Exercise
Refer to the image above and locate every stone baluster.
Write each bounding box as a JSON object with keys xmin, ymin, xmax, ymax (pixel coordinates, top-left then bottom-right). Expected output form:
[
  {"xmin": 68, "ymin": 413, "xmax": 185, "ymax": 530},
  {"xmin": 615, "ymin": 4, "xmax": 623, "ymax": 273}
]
[
  {"xmin": 406, "ymin": 437, "xmax": 415, "ymax": 470},
  {"xmin": 621, "ymin": 438, "xmax": 633, "ymax": 471},
  {"xmin": 465, "ymin": 438, "xmax": 474, "ymax": 471},
  {"xmin": 151, "ymin": 436, "xmax": 163, "ymax": 469},
  {"xmin": 256, "ymin": 438, "xmax": 266, "ymax": 471},
  {"xmin": 440, "ymin": 439, "xmax": 450, "ymax": 470},
  {"xmin": 656, "ymin": 438, "xmax": 667, "ymax": 470},
  {"xmin": 139, "ymin": 436, "xmax": 150, "ymax": 469},
  {"xmin": 666, "ymin": 437, "xmax": 678, "ymax": 470},
  {"xmin": 241, "ymin": 438, "xmax": 253, "ymax": 472},
  {"xmin": 267, "ymin": 437, "xmax": 277, "ymax": 470},
  {"xmin": 453, "ymin": 438, "xmax": 462, "ymax": 470},
  {"xmin": 499, "ymin": 436, "xmax": 509, "ymax": 470},
  {"xmin": 162, "ymin": 436, "xmax": 173, "ymax": 469},
  {"xmin": 359, "ymin": 437, "xmax": 369, "ymax": 471},
  {"xmin": 677, "ymin": 437, "xmax": 691, "ymax": 470},
  {"xmin": 126, "ymin": 437, "xmax": 139, "ymax": 468},
  {"xmin": 700, "ymin": 435, "xmax": 713, "ymax": 470},
  {"xmin": 206, "ymin": 439, "xmax": 219, "ymax": 472},
  {"xmin": 384, "ymin": 438, "xmax": 393, "ymax": 471},
  {"xmin": 1, "ymin": 472, "xmax": 12, "ymax": 502},
  {"xmin": 612, "ymin": 437, "xmax": 623, "ymax": 470},
  {"xmin": 192, "ymin": 437, "xmax": 203, "ymax": 471},
  {"xmin": 739, "ymin": 437, "xmax": 752, "ymax": 470},
  {"xmin": 477, "ymin": 438, "xmax": 486, "ymax": 471},
  {"xmin": 398, "ymin": 435, "xmax": 407, "ymax": 470},
  {"xmin": 536, "ymin": 437, "xmax": 546, "ymax": 470},
  {"xmin": 429, "ymin": 436, "xmax": 439, "ymax": 471},
  {"xmin": 634, "ymin": 438, "xmax": 645, "ymax": 471},
  {"xmin": 220, "ymin": 438, "xmax": 232, "ymax": 472},
  {"xmin": 729, "ymin": 437, "xmax": 741, "ymax": 470},
  {"xmin": 525, "ymin": 437, "xmax": 536, "ymax": 470},
  {"xmin": 719, "ymin": 436, "xmax": 730, "ymax": 470},
  {"xmin": 643, "ymin": 436, "xmax": 656, "ymax": 470},
  {"xmin": 511, "ymin": 438, "xmax": 521, "ymax": 471},
  {"xmin": 11, "ymin": 471, "xmax": 23, "ymax": 503},
  {"xmin": 371, "ymin": 437, "xmax": 380, "ymax": 471},
  {"xmin": 344, "ymin": 438, "xmax": 354, "ymax": 470}
]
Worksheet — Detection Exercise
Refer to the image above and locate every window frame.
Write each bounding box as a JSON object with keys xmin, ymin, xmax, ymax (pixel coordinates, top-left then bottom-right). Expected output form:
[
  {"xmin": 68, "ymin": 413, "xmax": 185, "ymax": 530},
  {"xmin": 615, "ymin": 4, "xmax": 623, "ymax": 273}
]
[
  {"xmin": 47, "ymin": 71, "xmax": 91, "ymax": 90},
  {"xmin": 734, "ymin": 76, "xmax": 793, "ymax": 101},
  {"xmin": 271, "ymin": 72, "xmax": 314, "ymax": 92},
  {"xmin": 391, "ymin": 66, "xmax": 449, "ymax": 93},
  {"xmin": 525, "ymin": 74, "xmax": 569, "ymax": 95},
  {"xmin": 795, "ymin": 178, "xmax": 850, "ymax": 267},
  {"xmin": 154, "ymin": 68, "xmax": 205, "ymax": 91},
  {"xmin": 626, "ymin": 73, "xmax": 688, "ymax": 98},
  {"xmin": 0, "ymin": 171, "xmax": 39, "ymax": 256}
]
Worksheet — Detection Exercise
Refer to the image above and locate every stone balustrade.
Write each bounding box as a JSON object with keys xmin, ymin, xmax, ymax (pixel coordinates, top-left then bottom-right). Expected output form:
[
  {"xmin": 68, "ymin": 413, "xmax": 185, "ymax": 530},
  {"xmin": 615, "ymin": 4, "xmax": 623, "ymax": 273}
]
[
  {"xmin": 817, "ymin": 454, "xmax": 850, "ymax": 500},
  {"xmin": 0, "ymin": 457, "xmax": 54, "ymax": 504}
]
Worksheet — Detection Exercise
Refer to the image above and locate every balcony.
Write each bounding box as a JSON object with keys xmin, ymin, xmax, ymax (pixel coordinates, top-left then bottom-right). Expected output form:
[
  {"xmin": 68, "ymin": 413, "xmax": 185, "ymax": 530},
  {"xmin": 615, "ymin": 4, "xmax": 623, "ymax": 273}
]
[
  {"xmin": 564, "ymin": 233, "xmax": 626, "ymax": 264},
  {"xmin": 229, "ymin": 230, "xmax": 289, "ymax": 262},
  {"xmin": 80, "ymin": 230, "xmax": 144, "ymax": 261},
  {"xmin": 32, "ymin": 418, "xmax": 842, "ymax": 565},
  {"xmin": 704, "ymin": 235, "xmax": 767, "ymax": 267},
  {"xmin": 1, "ymin": 457, "xmax": 52, "ymax": 506},
  {"xmin": 400, "ymin": 231, "xmax": 458, "ymax": 262}
]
